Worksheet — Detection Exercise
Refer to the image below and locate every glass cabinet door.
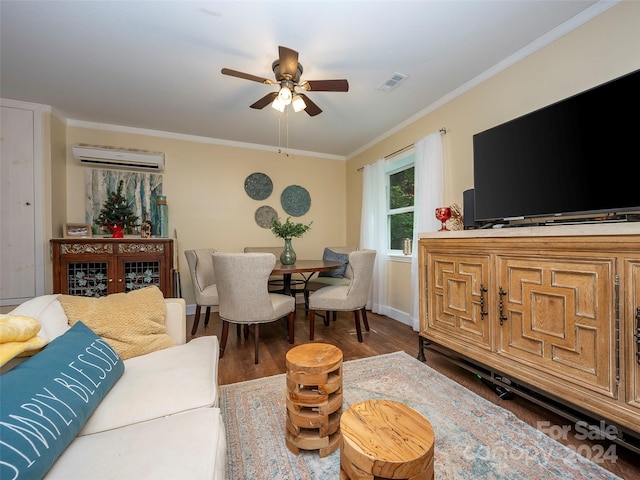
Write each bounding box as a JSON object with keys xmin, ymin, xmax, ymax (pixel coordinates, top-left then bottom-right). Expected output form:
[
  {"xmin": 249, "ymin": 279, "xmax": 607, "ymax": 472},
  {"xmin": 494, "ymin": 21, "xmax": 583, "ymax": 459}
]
[
  {"xmin": 121, "ymin": 258, "xmax": 163, "ymax": 292},
  {"xmin": 65, "ymin": 260, "xmax": 111, "ymax": 297}
]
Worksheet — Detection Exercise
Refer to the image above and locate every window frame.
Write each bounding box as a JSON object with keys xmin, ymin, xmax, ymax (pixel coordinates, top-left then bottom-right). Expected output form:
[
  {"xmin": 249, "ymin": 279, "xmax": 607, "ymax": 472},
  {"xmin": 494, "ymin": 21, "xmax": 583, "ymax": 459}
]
[{"xmin": 385, "ymin": 150, "xmax": 415, "ymax": 255}]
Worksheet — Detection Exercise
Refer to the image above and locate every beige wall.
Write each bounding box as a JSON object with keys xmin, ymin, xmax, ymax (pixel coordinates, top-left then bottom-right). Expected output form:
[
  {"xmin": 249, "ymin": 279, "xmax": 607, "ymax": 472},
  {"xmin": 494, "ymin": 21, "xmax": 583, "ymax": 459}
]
[
  {"xmin": 346, "ymin": 1, "xmax": 640, "ymax": 242},
  {"xmin": 44, "ymin": 1, "xmax": 638, "ymax": 317},
  {"xmin": 48, "ymin": 114, "xmax": 68, "ymax": 293},
  {"xmin": 63, "ymin": 128, "xmax": 347, "ymax": 306},
  {"xmin": 50, "ymin": 115, "xmax": 67, "ymax": 234},
  {"xmin": 387, "ymin": 259, "xmax": 412, "ymax": 320}
]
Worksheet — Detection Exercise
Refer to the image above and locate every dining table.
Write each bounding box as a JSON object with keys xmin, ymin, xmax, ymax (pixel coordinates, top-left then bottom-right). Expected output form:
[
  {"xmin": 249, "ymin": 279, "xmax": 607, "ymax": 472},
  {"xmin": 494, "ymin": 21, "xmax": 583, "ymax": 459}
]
[{"xmin": 272, "ymin": 260, "xmax": 343, "ymax": 296}]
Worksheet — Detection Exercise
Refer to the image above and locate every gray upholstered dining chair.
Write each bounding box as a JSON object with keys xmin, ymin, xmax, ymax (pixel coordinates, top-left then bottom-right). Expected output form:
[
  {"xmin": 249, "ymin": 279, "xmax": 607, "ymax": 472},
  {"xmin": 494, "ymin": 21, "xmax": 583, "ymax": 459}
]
[
  {"xmin": 184, "ymin": 249, "xmax": 219, "ymax": 336},
  {"xmin": 243, "ymin": 246, "xmax": 286, "ymax": 291},
  {"xmin": 212, "ymin": 252, "xmax": 296, "ymax": 364},
  {"xmin": 307, "ymin": 249, "xmax": 376, "ymax": 343},
  {"xmin": 244, "ymin": 246, "xmax": 306, "ymax": 300},
  {"xmin": 304, "ymin": 246, "xmax": 358, "ymax": 310}
]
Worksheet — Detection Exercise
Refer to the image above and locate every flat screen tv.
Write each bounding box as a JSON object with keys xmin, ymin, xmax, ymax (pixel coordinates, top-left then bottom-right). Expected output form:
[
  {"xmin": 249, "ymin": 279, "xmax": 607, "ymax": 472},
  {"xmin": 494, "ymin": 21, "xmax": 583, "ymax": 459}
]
[{"xmin": 472, "ymin": 68, "xmax": 639, "ymax": 226}]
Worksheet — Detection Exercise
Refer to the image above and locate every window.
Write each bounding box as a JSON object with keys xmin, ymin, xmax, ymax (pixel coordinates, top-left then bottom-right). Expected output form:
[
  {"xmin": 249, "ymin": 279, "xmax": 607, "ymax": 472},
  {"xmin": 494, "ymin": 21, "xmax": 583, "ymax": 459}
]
[{"xmin": 386, "ymin": 152, "xmax": 414, "ymax": 252}]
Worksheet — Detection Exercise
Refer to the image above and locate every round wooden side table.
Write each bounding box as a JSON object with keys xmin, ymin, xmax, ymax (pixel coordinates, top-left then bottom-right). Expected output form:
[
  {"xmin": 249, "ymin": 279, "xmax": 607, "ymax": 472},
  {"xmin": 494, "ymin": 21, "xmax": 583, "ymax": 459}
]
[
  {"xmin": 340, "ymin": 399, "xmax": 435, "ymax": 480},
  {"xmin": 285, "ymin": 342, "xmax": 343, "ymax": 457}
]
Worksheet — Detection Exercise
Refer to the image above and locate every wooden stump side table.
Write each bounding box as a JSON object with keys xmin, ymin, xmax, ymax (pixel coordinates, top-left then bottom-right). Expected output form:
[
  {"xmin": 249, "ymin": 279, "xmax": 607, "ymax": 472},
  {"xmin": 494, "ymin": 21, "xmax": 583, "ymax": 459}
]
[
  {"xmin": 340, "ymin": 399, "xmax": 435, "ymax": 480},
  {"xmin": 285, "ymin": 343, "xmax": 343, "ymax": 457}
]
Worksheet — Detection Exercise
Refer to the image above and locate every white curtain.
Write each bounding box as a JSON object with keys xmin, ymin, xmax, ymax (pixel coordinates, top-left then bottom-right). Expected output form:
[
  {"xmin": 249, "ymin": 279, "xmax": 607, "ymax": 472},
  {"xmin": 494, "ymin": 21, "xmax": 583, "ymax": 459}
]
[
  {"xmin": 410, "ymin": 132, "xmax": 444, "ymax": 331},
  {"xmin": 360, "ymin": 158, "xmax": 388, "ymax": 315}
]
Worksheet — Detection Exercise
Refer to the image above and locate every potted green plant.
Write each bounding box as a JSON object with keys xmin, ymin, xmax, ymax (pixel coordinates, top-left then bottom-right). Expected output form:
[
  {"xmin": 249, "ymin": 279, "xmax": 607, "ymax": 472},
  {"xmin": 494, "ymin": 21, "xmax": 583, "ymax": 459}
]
[{"xmin": 271, "ymin": 216, "xmax": 312, "ymax": 265}]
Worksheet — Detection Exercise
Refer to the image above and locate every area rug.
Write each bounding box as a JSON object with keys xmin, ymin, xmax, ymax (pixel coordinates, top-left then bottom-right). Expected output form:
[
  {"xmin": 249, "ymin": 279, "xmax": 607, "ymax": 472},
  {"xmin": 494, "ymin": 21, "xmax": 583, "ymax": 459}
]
[{"xmin": 220, "ymin": 351, "xmax": 620, "ymax": 480}]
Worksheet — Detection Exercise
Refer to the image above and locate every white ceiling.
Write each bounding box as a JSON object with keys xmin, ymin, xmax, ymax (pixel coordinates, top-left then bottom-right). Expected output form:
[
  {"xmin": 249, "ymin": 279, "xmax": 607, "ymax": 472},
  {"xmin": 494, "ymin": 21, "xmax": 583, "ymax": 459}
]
[{"xmin": 1, "ymin": 1, "xmax": 610, "ymax": 158}]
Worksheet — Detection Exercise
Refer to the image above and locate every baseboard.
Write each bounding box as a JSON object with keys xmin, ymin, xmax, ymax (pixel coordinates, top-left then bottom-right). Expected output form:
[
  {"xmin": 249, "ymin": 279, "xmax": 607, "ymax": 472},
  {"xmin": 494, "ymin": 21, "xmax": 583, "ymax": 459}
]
[
  {"xmin": 384, "ymin": 306, "xmax": 413, "ymax": 327},
  {"xmin": 186, "ymin": 301, "xmax": 413, "ymax": 329}
]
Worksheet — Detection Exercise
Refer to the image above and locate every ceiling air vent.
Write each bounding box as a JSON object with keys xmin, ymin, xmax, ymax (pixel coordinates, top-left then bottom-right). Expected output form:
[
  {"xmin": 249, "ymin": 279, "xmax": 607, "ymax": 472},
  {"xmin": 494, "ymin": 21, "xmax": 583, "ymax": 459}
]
[{"xmin": 377, "ymin": 72, "xmax": 408, "ymax": 92}]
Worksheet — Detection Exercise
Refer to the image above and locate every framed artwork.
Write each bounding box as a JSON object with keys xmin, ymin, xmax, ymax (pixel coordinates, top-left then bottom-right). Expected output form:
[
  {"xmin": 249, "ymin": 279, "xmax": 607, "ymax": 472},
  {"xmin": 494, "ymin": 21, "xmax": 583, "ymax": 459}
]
[{"xmin": 63, "ymin": 223, "xmax": 92, "ymax": 238}]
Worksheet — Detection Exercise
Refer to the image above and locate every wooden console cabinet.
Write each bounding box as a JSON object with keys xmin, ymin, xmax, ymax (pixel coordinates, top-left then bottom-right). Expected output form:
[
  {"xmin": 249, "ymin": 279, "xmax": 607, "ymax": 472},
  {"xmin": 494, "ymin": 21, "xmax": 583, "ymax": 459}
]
[
  {"xmin": 51, "ymin": 238, "xmax": 173, "ymax": 297},
  {"xmin": 418, "ymin": 223, "xmax": 640, "ymax": 452}
]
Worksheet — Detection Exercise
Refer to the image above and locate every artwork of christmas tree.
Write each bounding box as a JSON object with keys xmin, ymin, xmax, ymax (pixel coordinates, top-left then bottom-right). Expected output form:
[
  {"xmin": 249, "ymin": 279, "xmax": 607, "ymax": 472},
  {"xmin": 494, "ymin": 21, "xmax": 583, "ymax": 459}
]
[{"xmin": 94, "ymin": 180, "xmax": 139, "ymax": 236}]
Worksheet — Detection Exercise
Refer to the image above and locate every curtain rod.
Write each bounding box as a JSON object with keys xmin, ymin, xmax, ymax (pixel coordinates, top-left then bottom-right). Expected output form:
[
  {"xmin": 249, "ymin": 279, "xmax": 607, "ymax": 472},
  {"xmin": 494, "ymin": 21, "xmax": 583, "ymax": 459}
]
[
  {"xmin": 384, "ymin": 143, "xmax": 414, "ymax": 160},
  {"xmin": 357, "ymin": 127, "xmax": 446, "ymax": 172}
]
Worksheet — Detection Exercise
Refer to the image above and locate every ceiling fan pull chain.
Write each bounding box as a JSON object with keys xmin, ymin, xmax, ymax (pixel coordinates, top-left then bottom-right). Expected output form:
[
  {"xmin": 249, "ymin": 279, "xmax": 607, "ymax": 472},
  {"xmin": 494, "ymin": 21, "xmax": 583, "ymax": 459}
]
[{"xmin": 286, "ymin": 110, "xmax": 290, "ymax": 157}]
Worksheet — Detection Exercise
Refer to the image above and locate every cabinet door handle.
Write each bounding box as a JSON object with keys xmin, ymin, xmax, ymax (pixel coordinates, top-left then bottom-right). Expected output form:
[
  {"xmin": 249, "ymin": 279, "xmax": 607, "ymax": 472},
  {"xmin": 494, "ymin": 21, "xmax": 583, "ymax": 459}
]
[
  {"xmin": 634, "ymin": 307, "xmax": 640, "ymax": 365},
  {"xmin": 499, "ymin": 287, "xmax": 508, "ymax": 325},
  {"xmin": 480, "ymin": 284, "xmax": 488, "ymax": 320}
]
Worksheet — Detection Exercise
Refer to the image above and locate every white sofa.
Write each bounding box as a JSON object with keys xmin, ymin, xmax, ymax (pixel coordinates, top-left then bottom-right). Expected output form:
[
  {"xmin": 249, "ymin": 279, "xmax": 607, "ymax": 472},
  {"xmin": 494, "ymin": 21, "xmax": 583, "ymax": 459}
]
[{"xmin": 2, "ymin": 294, "xmax": 227, "ymax": 480}]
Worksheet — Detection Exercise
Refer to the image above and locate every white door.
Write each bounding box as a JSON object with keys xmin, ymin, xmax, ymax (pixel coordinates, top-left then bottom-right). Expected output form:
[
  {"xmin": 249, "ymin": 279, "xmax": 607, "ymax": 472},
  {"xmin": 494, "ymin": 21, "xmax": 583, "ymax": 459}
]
[{"xmin": 1, "ymin": 103, "xmax": 42, "ymax": 305}]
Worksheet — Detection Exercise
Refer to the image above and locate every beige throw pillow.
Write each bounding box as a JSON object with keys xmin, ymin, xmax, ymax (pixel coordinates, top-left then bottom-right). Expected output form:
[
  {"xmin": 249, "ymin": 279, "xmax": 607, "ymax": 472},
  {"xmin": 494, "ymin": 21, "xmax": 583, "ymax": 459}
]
[{"xmin": 59, "ymin": 286, "xmax": 175, "ymax": 360}]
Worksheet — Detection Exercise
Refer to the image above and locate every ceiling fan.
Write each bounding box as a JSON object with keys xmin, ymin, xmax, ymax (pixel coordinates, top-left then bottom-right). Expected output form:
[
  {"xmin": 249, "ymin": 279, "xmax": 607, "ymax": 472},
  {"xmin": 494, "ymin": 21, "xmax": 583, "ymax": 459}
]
[{"xmin": 221, "ymin": 46, "xmax": 349, "ymax": 117}]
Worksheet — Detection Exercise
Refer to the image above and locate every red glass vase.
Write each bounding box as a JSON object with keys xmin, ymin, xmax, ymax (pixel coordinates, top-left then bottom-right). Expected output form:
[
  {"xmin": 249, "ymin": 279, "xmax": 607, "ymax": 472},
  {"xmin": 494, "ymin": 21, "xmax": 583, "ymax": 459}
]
[
  {"xmin": 435, "ymin": 207, "xmax": 452, "ymax": 231},
  {"xmin": 108, "ymin": 225, "xmax": 124, "ymax": 238}
]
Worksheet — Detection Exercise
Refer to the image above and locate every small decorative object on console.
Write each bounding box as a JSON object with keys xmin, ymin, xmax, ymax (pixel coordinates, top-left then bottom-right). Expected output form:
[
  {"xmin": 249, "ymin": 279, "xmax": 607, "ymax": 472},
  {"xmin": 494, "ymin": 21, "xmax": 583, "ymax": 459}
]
[
  {"xmin": 94, "ymin": 180, "xmax": 139, "ymax": 237},
  {"xmin": 141, "ymin": 212, "xmax": 152, "ymax": 238},
  {"xmin": 156, "ymin": 196, "xmax": 169, "ymax": 238},
  {"xmin": 448, "ymin": 203, "xmax": 464, "ymax": 231},
  {"xmin": 63, "ymin": 223, "xmax": 92, "ymax": 238},
  {"xmin": 435, "ymin": 207, "xmax": 451, "ymax": 231},
  {"xmin": 108, "ymin": 225, "xmax": 125, "ymax": 238}
]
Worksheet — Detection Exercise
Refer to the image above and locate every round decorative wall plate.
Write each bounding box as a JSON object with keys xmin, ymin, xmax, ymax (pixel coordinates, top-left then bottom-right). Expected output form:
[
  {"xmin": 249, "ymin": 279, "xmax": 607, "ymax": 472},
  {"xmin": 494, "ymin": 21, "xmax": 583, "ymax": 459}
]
[
  {"xmin": 254, "ymin": 205, "xmax": 278, "ymax": 229},
  {"xmin": 281, "ymin": 185, "xmax": 311, "ymax": 217},
  {"xmin": 244, "ymin": 172, "xmax": 273, "ymax": 200}
]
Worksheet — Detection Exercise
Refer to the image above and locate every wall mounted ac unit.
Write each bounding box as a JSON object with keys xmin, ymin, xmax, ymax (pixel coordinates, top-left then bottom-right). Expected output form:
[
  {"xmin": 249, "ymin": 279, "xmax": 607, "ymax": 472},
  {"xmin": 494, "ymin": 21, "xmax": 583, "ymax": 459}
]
[{"xmin": 72, "ymin": 144, "xmax": 165, "ymax": 171}]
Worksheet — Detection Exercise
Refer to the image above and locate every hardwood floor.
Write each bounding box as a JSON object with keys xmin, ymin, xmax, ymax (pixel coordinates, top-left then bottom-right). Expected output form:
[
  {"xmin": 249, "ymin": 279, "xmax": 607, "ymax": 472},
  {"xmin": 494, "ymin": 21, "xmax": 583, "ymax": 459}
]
[{"xmin": 188, "ymin": 307, "xmax": 639, "ymax": 479}]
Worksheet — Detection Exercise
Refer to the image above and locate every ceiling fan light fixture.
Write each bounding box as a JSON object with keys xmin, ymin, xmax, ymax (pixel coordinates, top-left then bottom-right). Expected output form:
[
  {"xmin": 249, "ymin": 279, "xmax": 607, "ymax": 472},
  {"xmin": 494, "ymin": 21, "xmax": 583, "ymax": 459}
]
[
  {"xmin": 271, "ymin": 97, "xmax": 286, "ymax": 112},
  {"xmin": 278, "ymin": 86, "xmax": 292, "ymax": 105},
  {"xmin": 221, "ymin": 46, "xmax": 348, "ymax": 117},
  {"xmin": 292, "ymin": 94, "xmax": 306, "ymax": 112}
]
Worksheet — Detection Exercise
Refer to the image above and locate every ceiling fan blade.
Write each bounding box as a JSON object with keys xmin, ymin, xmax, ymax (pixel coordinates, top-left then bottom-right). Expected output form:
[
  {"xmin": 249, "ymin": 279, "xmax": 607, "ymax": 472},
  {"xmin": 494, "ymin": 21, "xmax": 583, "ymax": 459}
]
[
  {"xmin": 278, "ymin": 46, "xmax": 299, "ymax": 80},
  {"xmin": 299, "ymin": 94, "xmax": 322, "ymax": 116},
  {"xmin": 221, "ymin": 68, "xmax": 275, "ymax": 85},
  {"xmin": 301, "ymin": 79, "xmax": 349, "ymax": 92},
  {"xmin": 250, "ymin": 92, "xmax": 278, "ymax": 110}
]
